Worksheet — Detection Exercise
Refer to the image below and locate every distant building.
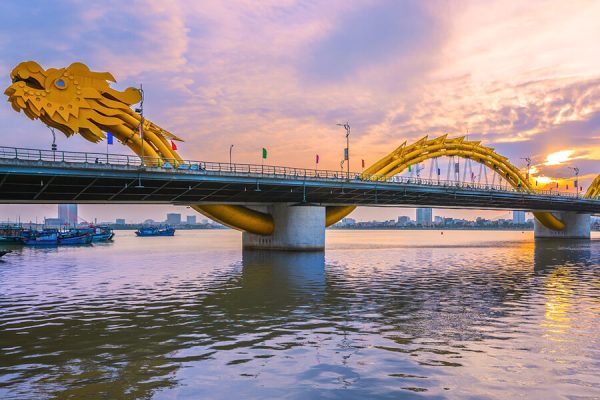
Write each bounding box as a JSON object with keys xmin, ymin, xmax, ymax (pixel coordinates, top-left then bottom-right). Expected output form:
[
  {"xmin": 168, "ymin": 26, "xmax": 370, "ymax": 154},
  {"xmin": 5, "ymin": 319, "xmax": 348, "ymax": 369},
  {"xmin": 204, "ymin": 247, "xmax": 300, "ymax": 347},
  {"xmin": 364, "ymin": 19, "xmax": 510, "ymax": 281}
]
[
  {"xmin": 58, "ymin": 204, "xmax": 78, "ymax": 226},
  {"xmin": 115, "ymin": 218, "xmax": 126, "ymax": 225},
  {"xmin": 341, "ymin": 218, "xmax": 356, "ymax": 226},
  {"xmin": 416, "ymin": 208, "xmax": 433, "ymax": 226},
  {"xmin": 397, "ymin": 216, "xmax": 411, "ymax": 226},
  {"xmin": 44, "ymin": 217, "xmax": 64, "ymax": 227},
  {"xmin": 434, "ymin": 216, "xmax": 444, "ymax": 225},
  {"xmin": 144, "ymin": 219, "xmax": 155, "ymax": 225},
  {"xmin": 166, "ymin": 213, "xmax": 181, "ymax": 225},
  {"xmin": 186, "ymin": 215, "xmax": 197, "ymax": 225},
  {"xmin": 512, "ymin": 210, "xmax": 526, "ymax": 224}
]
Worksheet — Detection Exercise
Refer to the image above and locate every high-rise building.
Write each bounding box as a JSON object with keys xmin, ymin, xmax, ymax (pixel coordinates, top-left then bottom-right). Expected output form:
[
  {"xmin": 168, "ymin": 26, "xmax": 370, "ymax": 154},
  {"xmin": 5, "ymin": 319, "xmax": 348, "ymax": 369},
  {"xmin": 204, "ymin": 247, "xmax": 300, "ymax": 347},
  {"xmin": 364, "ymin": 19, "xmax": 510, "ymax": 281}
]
[
  {"xmin": 166, "ymin": 213, "xmax": 181, "ymax": 225},
  {"xmin": 416, "ymin": 208, "xmax": 433, "ymax": 226},
  {"xmin": 186, "ymin": 215, "xmax": 197, "ymax": 225},
  {"xmin": 512, "ymin": 210, "xmax": 526, "ymax": 224},
  {"xmin": 58, "ymin": 204, "xmax": 78, "ymax": 226}
]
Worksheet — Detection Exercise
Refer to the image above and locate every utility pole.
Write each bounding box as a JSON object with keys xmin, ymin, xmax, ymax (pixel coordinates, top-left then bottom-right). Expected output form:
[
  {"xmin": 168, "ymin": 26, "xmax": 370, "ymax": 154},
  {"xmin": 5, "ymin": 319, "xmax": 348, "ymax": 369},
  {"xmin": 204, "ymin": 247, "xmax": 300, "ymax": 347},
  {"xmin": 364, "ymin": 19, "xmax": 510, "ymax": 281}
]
[
  {"xmin": 337, "ymin": 122, "xmax": 350, "ymax": 179},
  {"xmin": 229, "ymin": 144, "xmax": 234, "ymax": 171}
]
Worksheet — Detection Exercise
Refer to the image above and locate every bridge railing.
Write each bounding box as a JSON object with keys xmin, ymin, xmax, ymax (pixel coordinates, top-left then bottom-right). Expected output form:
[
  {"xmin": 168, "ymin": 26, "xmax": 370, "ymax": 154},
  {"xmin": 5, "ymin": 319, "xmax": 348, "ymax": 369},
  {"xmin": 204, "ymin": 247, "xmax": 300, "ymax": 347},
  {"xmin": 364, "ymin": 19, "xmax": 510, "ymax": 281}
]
[{"xmin": 0, "ymin": 146, "xmax": 585, "ymax": 199}]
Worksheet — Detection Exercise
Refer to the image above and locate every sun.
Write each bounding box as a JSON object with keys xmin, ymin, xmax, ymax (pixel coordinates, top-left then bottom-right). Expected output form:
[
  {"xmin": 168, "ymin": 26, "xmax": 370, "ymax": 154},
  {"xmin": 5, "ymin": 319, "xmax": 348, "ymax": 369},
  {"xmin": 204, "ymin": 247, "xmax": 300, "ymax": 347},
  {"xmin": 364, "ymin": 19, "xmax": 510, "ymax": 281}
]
[
  {"xmin": 545, "ymin": 150, "xmax": 574, "ymax": 166},
  {"xmin": 535, "ymin": 176, "xmax": 554, "ymax": 184}
]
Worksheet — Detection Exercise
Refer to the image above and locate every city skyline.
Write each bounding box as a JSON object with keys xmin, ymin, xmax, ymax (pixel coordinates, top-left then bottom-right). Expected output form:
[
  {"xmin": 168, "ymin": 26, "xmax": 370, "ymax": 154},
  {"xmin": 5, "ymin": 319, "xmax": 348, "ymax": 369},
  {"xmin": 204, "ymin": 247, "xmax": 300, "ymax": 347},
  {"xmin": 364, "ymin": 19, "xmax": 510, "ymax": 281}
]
[{"xmin": 1, "ymin": 1, "xmax": 599, "ymax": 222}]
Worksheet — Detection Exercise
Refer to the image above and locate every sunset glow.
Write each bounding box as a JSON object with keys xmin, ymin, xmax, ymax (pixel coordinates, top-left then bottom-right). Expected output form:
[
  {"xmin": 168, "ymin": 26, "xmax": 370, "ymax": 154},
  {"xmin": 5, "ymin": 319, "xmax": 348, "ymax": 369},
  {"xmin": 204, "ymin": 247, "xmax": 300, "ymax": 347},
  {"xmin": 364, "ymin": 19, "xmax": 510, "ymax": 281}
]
[
  {"xmin": 545, "ymin": 150, "xmax": 575, "ymax": 166},
  {"xmin": 0, "ymin": 0, "xmax": 598, "ymax": 222}
]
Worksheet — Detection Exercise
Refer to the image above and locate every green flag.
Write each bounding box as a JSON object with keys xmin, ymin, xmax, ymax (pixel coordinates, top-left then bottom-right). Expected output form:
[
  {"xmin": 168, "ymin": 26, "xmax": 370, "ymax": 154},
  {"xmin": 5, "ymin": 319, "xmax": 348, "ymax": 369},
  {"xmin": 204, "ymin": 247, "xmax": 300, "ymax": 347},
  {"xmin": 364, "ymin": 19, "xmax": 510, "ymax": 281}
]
[
  {"xmin": 408, "ymin": 165, "xmax": 412, "ymax": 172},
  {"xmin": 262, "ymin": 148, "xmax": 267, "ymax": 159}
]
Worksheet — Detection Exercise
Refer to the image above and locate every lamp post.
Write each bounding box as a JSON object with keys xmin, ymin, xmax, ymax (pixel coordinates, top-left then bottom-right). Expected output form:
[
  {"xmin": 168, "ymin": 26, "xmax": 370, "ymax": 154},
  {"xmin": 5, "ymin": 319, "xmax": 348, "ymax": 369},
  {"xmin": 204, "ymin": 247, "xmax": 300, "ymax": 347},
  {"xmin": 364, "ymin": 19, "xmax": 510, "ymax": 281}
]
[
  {"xmin": 337, "ymin": 122, "xmax": 350, "ymax": 179},
  {"xmin": 134, "ymin": 84, "xmax": 145, "ymax": 188},
  {"xmin": 135, "ymin": 84, "xmax": 145, "ymax": 166},
  {"xmin": 569, "ymin": 166, "xmax": 580, "ymax": 197},
  {"xmin": 229, "ymin": 144, "xmax": 234, "ymax": 171},
  {"xmin": 521, "ymin": 157, "xmax": 531, "ymax": 185}
]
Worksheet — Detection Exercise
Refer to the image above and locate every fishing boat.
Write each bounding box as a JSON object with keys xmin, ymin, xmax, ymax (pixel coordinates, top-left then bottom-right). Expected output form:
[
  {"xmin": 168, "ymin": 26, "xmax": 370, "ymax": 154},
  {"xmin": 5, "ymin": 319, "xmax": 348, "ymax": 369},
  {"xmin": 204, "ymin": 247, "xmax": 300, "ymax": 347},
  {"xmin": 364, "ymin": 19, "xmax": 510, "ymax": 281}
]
[
  {"xmin": 22, "ymin": 230, "xmax": 60, "ymax": 245},
  {"xmin": 135, "ymin": 226, "xmax": 175, "ymax": 237},
  {"xmin": 58, "ymin": 231, "xmax": 93, "ymax": 245},
  {"xmin": 91, "ymin": 226, "xmax": 114, "ymax": 242},
  {"xmin": 0, "ymin": 225, "xmax": 25, "ymax": 243},
  {"xmin": 69, "ymin": 226, "xmax": 114, "ymax": 242},
  {"xmin": 22, "ymin": 229, "xmax": 92, "ymax": 246}
]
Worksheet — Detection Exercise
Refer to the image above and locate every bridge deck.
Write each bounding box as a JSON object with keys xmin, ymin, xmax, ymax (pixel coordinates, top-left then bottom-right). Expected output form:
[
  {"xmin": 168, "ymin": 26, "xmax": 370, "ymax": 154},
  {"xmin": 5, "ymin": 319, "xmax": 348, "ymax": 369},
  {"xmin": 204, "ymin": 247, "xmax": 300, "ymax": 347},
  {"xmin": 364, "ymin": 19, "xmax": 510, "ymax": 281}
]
[{"xmin": 0, "ymin": 147, "xmax": 599, "ymax": 213}]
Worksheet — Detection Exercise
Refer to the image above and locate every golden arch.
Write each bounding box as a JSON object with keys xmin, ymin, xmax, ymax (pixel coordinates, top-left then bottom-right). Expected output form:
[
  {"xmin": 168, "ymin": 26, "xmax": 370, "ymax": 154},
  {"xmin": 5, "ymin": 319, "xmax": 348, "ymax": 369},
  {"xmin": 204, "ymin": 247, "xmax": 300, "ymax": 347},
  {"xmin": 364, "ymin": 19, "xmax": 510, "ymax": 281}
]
[
  {"xmin": 585, "ymin": 175, "xmax": 600, "ymax": 199},
  {"xmin": 330, "ymin": 135, "xmax": 568, "ymax": 231},
  {"xmin": 6, "ymin": 61, "xmax": 590, "ymax": 234}
]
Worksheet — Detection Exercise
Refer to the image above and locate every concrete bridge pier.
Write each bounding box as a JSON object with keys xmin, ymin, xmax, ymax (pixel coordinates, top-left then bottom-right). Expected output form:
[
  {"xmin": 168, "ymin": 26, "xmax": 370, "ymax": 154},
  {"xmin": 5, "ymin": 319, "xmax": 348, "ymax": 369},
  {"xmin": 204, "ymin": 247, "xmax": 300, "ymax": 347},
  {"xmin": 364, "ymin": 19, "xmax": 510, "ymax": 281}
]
[
  {"xmin": 534, "ymin": 212, "xmax": 591, "ymax": 239},
  {"xmin": 242, "ymin": 203, "xmax": 326, "ymax": 251}
]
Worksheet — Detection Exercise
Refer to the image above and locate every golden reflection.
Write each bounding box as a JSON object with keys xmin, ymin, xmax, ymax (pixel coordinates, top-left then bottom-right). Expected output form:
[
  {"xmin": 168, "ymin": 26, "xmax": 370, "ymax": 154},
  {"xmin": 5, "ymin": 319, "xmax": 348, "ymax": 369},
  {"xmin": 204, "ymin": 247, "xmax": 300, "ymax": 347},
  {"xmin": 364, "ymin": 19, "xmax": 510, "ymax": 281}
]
[{"xmin": 541, "ymin": 266, "xmax": 573, "ymax": 340}]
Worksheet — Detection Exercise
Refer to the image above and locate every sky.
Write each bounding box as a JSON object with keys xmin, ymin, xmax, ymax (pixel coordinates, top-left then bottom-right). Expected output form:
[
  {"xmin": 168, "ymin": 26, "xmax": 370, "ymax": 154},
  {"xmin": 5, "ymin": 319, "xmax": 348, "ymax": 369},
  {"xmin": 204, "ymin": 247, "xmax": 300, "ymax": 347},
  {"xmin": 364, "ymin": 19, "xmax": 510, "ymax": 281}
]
[{"xmin": 0, "ymin": 0, "xmax": 599, "ymax": 223}]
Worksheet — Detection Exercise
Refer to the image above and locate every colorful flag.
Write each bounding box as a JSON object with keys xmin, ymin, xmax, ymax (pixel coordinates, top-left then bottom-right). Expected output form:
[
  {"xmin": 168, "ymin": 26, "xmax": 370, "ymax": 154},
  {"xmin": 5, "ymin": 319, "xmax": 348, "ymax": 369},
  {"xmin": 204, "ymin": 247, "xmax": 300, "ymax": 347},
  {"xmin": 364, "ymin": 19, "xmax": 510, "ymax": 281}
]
[
  {"xmin": 107, "ymin": 132, "xmax": 113, "ymax": 145},
  {"xmin": 316, "ymin": 154, "xmax": 319, "ymax": 164},
  {"xmin": 362, "ymin": 159, "xmax": 365, "ymax": 168},
  {"xmin": 437, "ymin": 168, "xmax": 441, "ymax": 176},
  {"xmin": 262, "ymin": 148, "xmax": 267, "ymax": 159},
  {"xmin": 408, "ymin": 165, "xmax": 412, "ymax": 172},
  {"xmin": 138, "ymin": 121, "xmax": 143, "ymax": 139}
]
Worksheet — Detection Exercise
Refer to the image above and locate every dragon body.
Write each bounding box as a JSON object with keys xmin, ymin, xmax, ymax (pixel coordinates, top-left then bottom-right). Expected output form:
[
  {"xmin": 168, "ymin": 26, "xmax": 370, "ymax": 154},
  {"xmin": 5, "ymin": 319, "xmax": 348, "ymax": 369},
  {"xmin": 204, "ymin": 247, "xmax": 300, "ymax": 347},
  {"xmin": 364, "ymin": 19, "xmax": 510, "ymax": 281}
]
[{"xmin": 5, "ymin": 61, "xmax": 598, "ymax": 234}]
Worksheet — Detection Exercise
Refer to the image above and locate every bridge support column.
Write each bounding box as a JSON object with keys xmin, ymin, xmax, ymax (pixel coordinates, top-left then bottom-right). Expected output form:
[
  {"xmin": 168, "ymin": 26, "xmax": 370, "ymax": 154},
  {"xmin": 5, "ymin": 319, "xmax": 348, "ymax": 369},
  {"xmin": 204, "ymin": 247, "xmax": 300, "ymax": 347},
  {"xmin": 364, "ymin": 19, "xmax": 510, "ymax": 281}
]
[
  {"xmin": 534, "ymin": 212, "xmax": 591, "ymax": 239},
  {"xmin": 242, "ymin": 204, "xmax": 325, "ymax": 251}
]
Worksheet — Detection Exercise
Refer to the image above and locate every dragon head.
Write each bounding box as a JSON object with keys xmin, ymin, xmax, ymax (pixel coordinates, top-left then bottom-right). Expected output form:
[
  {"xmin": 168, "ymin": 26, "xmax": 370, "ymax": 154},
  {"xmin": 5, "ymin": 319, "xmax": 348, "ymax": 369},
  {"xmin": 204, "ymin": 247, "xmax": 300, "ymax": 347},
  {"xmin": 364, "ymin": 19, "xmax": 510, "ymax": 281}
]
[{"xmin": 5, "ymin": 61, "xmax": 143, "ymax": 143}]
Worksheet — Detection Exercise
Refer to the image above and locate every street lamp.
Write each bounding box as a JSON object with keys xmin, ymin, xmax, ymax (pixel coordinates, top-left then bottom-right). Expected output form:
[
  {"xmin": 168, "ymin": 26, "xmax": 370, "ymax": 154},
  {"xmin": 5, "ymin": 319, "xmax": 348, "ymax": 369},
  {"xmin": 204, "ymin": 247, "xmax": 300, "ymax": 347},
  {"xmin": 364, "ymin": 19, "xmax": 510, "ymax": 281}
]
[
  {"xmin": 521, "ymin": 157, "xmax": 532, "ymax": 184},
  {"xmin": 569, "ymin": 166, "xmax": 580, "ymax": 197},
  {"xmin": 336, "ymin": 122, "xmax": 350, "ymax": 179},
  {"xmin": 135, "ymin": 84, "xmax": 145, "ymax": 167},
  {"xmin": 229, "ymin": 144, "xmax": 234, "ymax": 171},
  {"xmin": 133, "ymin": 84, "xmax": 145, "ymax": 188}
]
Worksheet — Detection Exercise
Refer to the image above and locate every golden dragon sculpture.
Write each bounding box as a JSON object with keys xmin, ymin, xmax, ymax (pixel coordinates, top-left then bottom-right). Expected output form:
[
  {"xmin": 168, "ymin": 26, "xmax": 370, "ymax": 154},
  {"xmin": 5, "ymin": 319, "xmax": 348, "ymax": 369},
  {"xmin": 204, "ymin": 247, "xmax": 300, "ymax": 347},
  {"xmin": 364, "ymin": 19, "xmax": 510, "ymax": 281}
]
[{"xmin": 5, "ymin": 61, "xmax": 598, "ymax": 234}]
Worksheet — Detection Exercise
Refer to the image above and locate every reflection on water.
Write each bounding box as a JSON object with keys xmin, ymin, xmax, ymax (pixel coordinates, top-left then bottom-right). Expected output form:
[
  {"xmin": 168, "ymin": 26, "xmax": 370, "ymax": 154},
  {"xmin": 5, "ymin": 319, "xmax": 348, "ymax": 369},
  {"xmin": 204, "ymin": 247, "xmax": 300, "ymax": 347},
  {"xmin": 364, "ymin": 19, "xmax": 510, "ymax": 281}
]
[{"xmin": 0, "ymin": 231, "xmax": 599, "ymax": 399}]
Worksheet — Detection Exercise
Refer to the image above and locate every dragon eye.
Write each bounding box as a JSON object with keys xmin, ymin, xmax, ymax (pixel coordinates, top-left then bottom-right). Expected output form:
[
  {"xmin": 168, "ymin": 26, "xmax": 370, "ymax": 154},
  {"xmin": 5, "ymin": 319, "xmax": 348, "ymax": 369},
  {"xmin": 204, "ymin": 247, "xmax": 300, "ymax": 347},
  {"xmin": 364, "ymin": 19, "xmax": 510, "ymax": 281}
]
[{"xmin": 54, "ymin": 79, "xmax": 67, "ymax": 89}]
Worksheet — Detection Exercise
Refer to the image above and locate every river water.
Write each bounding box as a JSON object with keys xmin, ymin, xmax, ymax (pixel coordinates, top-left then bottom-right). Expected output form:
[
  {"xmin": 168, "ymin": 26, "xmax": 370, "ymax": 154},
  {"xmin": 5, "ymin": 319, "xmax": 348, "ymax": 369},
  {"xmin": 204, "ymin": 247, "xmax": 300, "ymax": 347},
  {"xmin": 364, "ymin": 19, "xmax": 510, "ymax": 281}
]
[{"xmin": 1, "ymin": 230, "xmax": 599, "ymax": 399}]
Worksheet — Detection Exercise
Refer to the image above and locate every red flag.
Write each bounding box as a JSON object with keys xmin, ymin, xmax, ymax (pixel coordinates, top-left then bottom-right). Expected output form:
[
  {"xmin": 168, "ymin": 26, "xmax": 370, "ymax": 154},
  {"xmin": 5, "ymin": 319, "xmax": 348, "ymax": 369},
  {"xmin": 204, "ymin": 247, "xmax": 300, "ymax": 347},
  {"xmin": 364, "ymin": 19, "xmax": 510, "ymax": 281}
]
[
  {"xmin": 315, "ymin": 154, "xmax": 319, "ymax": 164},
  {"xmin": 362, "ymin": 159, "xmax": 365, "ymax": 168},
  {"xmin": 171, "ymin": 140, "xmax": 177, "ymax": 151}
]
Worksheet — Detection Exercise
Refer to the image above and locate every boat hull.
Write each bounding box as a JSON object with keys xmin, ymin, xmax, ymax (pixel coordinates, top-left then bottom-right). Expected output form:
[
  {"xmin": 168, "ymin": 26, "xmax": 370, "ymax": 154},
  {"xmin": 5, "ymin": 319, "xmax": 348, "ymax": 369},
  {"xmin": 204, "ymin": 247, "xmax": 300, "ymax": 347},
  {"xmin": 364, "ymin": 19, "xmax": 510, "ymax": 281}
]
[{"xmin": 135, "ymin": 231, "xmax": 175, "ymax": 237}]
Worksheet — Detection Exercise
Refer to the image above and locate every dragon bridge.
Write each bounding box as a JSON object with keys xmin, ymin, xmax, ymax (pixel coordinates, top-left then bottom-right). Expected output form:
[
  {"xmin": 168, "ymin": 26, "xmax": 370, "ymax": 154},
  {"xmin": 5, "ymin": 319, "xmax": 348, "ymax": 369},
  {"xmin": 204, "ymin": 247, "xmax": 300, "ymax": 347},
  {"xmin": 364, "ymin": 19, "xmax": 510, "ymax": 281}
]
[{"xmin": 5, "ymin": 61, "xmax": 599, "ymax": 235}]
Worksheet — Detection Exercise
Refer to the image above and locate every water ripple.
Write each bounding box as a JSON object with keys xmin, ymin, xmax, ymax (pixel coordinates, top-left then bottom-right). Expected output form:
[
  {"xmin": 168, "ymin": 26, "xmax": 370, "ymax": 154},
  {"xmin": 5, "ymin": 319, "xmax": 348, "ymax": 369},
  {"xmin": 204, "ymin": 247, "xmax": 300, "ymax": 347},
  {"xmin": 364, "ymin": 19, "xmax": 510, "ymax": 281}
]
[{"xmin": 1, "ymin": 231, "xmax": 599, "ymax": 399}]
